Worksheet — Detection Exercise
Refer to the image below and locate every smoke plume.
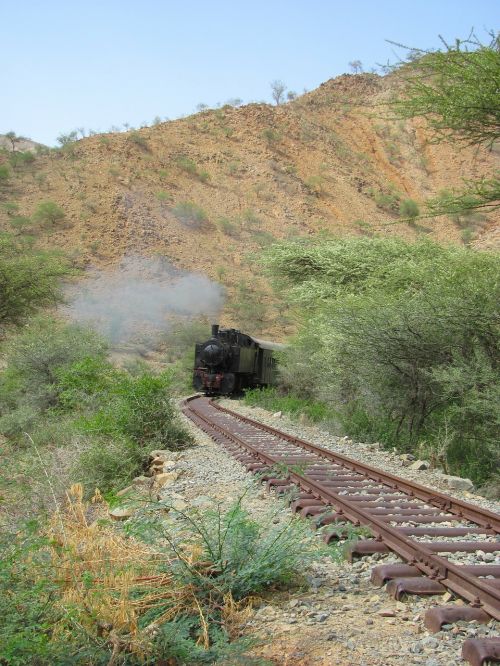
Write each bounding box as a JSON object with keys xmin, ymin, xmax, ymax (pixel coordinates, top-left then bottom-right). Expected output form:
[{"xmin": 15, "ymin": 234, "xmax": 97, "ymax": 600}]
[{"xmin": 63, "ymin": 256, "xmax": 224, "ymax": 348}]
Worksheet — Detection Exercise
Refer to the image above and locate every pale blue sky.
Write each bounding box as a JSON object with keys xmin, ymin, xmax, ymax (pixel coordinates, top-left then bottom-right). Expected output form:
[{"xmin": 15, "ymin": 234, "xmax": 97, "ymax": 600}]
[{"xmin": 2, "ymin": 0, "xmax": 499, "ymax": 145}]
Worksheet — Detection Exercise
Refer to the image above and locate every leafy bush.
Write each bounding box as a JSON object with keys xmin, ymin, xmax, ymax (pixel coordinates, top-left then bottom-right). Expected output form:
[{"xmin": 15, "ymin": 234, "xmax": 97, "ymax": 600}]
[
  {"xmin": 156, "ymin": 190, "xmax": 173, "ymax": 202},
  {"xmin": 172, "ymin": 201, "xmax": 209, "ymax": 228},
  {"xmin": 216, "ymin": 216, "xmax": 239, "ymax": 236},
  {"xmin": 262, "ymin": 128, "xmax": 281, "ymax": 145},
  {"xmin": 0, "ymin": 235, "xmax": 71, "ymax": 333},
  {"xmin": 33, "ymin": 200, "xmax": 65, "ymax": 227},
  {"xmin": 399, "ymin": 198, "xmax": 420, "ymax": 219},
  {"xmin": 128, "ymin": 131, "xmax": 149, "ymax": 150},
  {"xmin": 175, "ymin": 155, "xmax": 210, "ymax": 182},
  {"xmin": 262, "ymin": 237, "xmax": 500, "ymax": 486},
  {"xmin": 0, "ymin": 318, "xmax": 107, "ymax": 430},
  {"xmin": 0, "ymin": 164, "xmax": 11, "ymax": 184}
]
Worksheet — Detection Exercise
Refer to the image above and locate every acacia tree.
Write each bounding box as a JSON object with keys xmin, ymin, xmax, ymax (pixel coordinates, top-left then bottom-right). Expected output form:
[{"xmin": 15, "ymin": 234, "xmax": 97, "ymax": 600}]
[
  {"xmin": 392, "ymin": 31, "xmax": 500, "ymax": 215},
  {"xmin": 270, "ymin": 80, "xmax": 287, "ymax": 105},
  {"xmin": 348, "ymin": 60, "xmax": 363, "ymax": 74}
]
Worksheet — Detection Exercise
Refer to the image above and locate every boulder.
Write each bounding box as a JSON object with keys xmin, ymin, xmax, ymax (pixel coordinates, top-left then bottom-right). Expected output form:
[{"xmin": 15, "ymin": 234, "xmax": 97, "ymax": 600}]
[
  {"xmin": 154, "ymin": 471, "xmax": 179, "ymax": 487},
  {"xmin": 441, "ymin": 475, "xmax": 474, "ymax": 491},
  {"xmin": 410, "ymin": 460, "xmax": 430, "ymax": 471},
  {"xmin": 109, "ymin": 506, "xmax": 135, "ymax": 521}
]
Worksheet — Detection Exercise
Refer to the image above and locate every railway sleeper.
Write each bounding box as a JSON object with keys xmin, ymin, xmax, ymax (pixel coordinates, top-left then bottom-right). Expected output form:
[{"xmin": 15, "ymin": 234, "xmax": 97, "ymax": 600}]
[
  {"xmin": 462, "ymin": 638, "xmax": 500, "ymax": 666},
  {"xmin": 371, "ymin": 563, "xmax": 422, "ymax": 586},
  {"xmin": 386, "ymin": 576, "xmax": 446, "ymax": 600},
  {"xmin": 424, "ymin": 606, "xmax": 491, "ymax": 633}
]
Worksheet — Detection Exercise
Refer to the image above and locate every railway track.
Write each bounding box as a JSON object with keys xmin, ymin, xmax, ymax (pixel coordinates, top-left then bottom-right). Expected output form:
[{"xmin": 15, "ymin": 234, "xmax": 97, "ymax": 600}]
[{"xmin": 183, "ymin": 395, "xmax": 500, "ymax": 666}]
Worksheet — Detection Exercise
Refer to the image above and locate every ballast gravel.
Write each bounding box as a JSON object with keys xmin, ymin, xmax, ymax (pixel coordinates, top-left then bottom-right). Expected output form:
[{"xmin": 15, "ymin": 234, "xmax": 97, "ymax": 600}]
[{"xmin": 168, "ymin": 401, "xmax": 499, "ymax": 665}]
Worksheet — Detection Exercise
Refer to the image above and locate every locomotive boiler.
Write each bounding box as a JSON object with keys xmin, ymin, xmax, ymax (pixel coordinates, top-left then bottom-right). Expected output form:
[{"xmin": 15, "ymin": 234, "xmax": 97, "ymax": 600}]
[{"xmin": 193, "ymin": 324, "xmax": 284, "ymax": 395}]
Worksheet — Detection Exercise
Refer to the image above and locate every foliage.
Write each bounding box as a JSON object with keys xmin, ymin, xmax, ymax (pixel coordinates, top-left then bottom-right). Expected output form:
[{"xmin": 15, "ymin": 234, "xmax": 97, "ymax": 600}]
[
  {"xmin": 262, "ymin": 236, "xmax": 500, "ymax": 485},
  {"xmin": 270, "ymin": 80, "xmax": 287, "ymax": 105},
  {"xmin": 0, "ymin": 164, "xmax": 10, "ymax": 184},
  {"xmin": 0, "ymin": 488, "xmax": 319, "ymax": 664},
  {"xmin": 391, "ymin": 31, "xmax": 500, "ymax": 216},
  {"xmin": 392, "ymin": 33, "xmax": 500, "ymax": 148},
  {"xmin": 0, "ymin": 234, "xmax": 70, "ymax": 333},
  {"xmin": 33, "ymin": 200, "xmax": 65, "ymax": 227},
  {"xmin": 0, "ymin": 319, "xmax": 192, "ymax": 495},
  {"xmin": 127, "ymin": 131, "xmax": 149, "ymax": 150},
  {"xmin": 172, "ymin": 201, "xmax": 209, "ymax": 228},
  {"xmin": 399, "ymin": 198, "xmax": 420, "ymax": 219},
  {"xmin": 175, "ymin": 156, "xmax": 210, "ymax": 182},
  {"xmin": 0, "ymin": 318, "xmax": 107, "ymax": 429},
  {"xmin": 229, "ymin": 281, "xmax": 268, "ymax": 333},
  {"xmin": 244, "ymin": 387, "xmax": 334, "ymax": 424},
  {"xmin": 216, "ymin": 216, "xmax": 239, "ymax": 237},
  {"xmin": 56, "ymin": 131, "xmax": 78, "ymax": 146},
  {"xmin": 262, "ymin": 128, "xmax": 281, "ymax": 145}
]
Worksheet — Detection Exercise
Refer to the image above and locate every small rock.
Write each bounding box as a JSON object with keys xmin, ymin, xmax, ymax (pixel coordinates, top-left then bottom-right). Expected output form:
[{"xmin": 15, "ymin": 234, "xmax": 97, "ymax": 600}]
[
  {"xmin": 109, "ymin": 506, "xmax": 135, "ymax": 521},
  {"xmin": 421, "ymin": 637, "xmax": 439, "ymax": 649},
  {"xmin": 410, "ymin": 460, "xmax": 430, "ymax": 471},
  {"xmin": 410, "ymin": 641, "xmax": 423, "ymax": 654},
  {"xmin": 132, "ymin": 475, "xmax": 151, "ymax": 486},
  {"xmin": 441, "ymin": 475, "xmax": 474, "ymax": 491},
  {"xmin": 482, "ymin": 552, "xmax": 495, "ymax": 562},
  {"xmin": 315, "ymin": 612, "xmax": 329, "ymax": 622},
  {"xmin": 154, "ymin": 471, "xmax": 179, "ymax": 487},
  {"xmin": 272, "ymin": 411, "xmax": 282, "ymax": 418},
  {"xmin": 378, "ymin": 609, "xmax": 396, "ymax": 617},
  {"xmin": 366, "ymin": 619, "xmax": 374, "ymax": 626}
]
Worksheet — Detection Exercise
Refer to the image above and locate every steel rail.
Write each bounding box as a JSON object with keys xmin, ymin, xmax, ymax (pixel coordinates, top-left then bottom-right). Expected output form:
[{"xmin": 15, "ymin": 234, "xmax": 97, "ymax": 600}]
[
  {"xmin": 183, "ymin": 396, "xmax": 500, "ymax": 620},
  {"xmin": 209, "ymin": 399, "xmax": 500, "ymax": 532}
]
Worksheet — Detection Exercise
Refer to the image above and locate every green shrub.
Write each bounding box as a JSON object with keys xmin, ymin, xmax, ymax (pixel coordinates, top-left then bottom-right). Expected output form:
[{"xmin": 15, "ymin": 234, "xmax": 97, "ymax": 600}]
[
  {"xmin": 262, "ymin": 128, "xmax": 281, "ymax": 145},
  {"xmin": 0, "ymin": 319, "xmax": 107, "ymax": 427},
  {"xmin": 1, "ymin": 202, "xmax": 19, "ymax": 216},
  {"xmin": 172, "ymin": 201, "xmax": 209, "ymax": 228},
  {"xmin": 0, "ymin": 164, "xmax": 11, "ymax": 184},
  {"xmin": 262, "ymin": 237, "xmax": 500, "ymax": 486},
  {"xmin": 174, "ymin": 155, "xmax": 209, "ymax": 182},
  {"xmin": 128, "ymin": 131, "xmax": 149, "ymax": 150},
  {"xmin": 33, "ymin": 201, "xmax": 65, "ymax": 227},
  {"xmin": 399, "ymin": 198, "xmax": 420, "ymax": 219},
  {"xmin": 216, "ymin": 216, "xmax": 239, "ymax": 236},
  {"xmin": 156, "ymin": 190, "xmax": 173, "ymax": 202},
  {"xmin": 244, "ymin": 387, "xmax": 334, "ymax": 423},
  {"xmin": 0, "ymin": 235, "xmax": 70, "ymax": 332}
]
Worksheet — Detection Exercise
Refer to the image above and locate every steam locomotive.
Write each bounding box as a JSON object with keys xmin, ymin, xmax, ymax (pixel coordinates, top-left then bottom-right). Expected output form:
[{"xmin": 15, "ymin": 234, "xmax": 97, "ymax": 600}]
[{"xmin": 193, "ymin": 324, "xmax": 284, "ymax": 395}]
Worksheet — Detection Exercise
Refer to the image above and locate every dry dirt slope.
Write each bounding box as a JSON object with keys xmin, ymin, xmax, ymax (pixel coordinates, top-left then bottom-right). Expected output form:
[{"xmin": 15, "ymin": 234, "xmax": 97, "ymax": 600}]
[{"xmin": 1, "ymin": 72, "xmax": 498, "ymax": 332}]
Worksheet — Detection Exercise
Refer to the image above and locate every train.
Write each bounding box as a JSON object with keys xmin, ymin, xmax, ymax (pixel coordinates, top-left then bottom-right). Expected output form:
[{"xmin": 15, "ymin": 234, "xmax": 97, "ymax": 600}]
[{"xmin": 193, "ymin": 324, "xmax": 285, "ymax": 395}]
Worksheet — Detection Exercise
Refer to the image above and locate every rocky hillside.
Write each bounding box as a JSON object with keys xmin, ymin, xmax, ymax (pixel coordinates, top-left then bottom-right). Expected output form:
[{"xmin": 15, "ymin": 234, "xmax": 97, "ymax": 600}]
[{"xmin": 1, "ymin": 72, "xmax": 498, "ymax": 334}]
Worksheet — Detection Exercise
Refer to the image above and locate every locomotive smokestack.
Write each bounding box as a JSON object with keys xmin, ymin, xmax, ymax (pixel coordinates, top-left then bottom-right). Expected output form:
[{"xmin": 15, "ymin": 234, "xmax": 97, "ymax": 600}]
[{"xmin": 211, "ymin": 323, "xmax": 219, "ymax": 337}]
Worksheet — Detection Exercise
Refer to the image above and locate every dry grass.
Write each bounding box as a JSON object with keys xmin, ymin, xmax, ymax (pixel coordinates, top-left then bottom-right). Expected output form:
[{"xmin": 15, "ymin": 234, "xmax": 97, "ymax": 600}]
[{"xmin": 35, "ymin": 485, "xmax": 251, "ymax": 663}]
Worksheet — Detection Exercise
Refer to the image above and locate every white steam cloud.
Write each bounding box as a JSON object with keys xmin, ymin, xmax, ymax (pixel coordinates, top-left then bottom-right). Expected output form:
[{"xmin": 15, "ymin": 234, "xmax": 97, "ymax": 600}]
[{"xmin": 63, "ymin": 256, "xmax": 224, "ymax": 346}]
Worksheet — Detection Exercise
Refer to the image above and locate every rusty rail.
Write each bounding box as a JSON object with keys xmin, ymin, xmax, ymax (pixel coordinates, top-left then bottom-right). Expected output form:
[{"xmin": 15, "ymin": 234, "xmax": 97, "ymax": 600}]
[{"xmin": 183, "ymin": 396, "xmax": 500, "ymax": 622}]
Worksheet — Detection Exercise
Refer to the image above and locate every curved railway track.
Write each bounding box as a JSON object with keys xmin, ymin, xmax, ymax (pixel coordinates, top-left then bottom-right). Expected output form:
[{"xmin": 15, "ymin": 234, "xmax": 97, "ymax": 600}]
[{"xmin": 183, "ymin": 395, "xmax": 500, "ymax": 666}]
